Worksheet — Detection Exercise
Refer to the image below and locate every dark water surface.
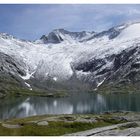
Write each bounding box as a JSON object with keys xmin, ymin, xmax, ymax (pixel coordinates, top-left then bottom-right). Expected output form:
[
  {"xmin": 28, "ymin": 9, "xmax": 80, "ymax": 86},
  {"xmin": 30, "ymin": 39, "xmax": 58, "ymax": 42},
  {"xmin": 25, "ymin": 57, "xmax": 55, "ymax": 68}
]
[{"xmin": 0, "ymin": 92, "xmax": 140, "ymax": 120}]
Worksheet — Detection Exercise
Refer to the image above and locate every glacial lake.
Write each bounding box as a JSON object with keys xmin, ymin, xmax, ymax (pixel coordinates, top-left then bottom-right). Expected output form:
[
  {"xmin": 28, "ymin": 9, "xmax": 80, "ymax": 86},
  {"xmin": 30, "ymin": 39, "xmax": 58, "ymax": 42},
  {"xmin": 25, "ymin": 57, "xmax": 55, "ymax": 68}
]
[{"xmin": 0, "ymin": 92, "xmax": 140, "ymax": 120}]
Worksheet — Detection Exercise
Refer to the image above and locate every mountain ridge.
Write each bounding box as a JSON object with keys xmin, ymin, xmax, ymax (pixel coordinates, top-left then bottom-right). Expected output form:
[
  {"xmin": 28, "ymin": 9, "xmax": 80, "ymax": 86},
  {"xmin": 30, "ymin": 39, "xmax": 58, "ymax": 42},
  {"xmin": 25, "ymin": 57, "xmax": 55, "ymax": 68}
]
[{"xmin": 1, "ymin": 22, "xmax": 140, "ymax": 96}]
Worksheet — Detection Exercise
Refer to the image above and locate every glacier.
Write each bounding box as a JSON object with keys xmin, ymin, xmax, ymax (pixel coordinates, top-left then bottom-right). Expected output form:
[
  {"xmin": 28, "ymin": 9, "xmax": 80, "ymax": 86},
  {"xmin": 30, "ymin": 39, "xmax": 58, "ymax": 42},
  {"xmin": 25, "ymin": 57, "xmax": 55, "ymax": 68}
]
[{"xmin": 0, "ymin": 22, "xmax": 140, "ymax": 91}]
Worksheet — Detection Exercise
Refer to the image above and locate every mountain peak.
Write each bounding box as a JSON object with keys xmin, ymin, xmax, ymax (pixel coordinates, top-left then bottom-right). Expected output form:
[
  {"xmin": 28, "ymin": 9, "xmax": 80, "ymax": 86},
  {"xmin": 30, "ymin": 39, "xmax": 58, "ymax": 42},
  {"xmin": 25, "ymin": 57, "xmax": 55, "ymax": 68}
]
[
  {"xmin": 0, "ymin": 32, "xmax": 15, "ymax": 39},
  {"xmin": 38, "ymin": 29, "xmax": 95, "ymax": 44},
  {"xmin": 53, "ymin": 28, "xmax": 66, "ymax": 32}
]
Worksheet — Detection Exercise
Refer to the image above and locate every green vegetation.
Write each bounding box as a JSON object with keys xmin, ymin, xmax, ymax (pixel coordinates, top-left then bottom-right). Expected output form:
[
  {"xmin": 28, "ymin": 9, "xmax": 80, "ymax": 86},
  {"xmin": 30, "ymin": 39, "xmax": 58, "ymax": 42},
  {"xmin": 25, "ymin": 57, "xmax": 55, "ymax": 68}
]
[
  {"xmin": 1, "ymin": 74, "xmax": 140, "ymax": 99},
  {"xmin": 9, "ymin": 88, "xmax": 68, "ymax": 98},
  {"xmin": 0, "ymin": 75, "xmax": 69, "ymax": 98},
  {"xmin": 0, "ymin": 83, "xmax": 68, "ymax": 99},
  {"xmin": 0, "ymin": 121, "xmax": 109, "ymax": 136},
  {"xmin": 97, "ymin": 83, "xmax": 140, "ymax": 94},
  {"xmin": 0, "ymin": 113, "xmax": 128, "ymax": 136}
]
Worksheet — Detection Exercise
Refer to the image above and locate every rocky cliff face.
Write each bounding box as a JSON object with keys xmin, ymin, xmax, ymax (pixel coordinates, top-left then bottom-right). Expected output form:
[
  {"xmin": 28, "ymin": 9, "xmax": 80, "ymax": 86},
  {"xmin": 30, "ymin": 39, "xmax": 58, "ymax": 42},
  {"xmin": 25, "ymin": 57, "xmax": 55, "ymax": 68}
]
[{"xmin": 0, "ymin": 52, "xmax": 27, "ymax": 97}]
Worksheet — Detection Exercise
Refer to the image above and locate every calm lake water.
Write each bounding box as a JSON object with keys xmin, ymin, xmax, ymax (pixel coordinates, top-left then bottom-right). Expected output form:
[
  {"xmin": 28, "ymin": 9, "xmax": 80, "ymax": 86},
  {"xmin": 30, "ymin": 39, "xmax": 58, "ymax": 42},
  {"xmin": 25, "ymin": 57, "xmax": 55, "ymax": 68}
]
[{"xmin": 0, "ymin": 92, "xmax": 140, "ymax": 120}]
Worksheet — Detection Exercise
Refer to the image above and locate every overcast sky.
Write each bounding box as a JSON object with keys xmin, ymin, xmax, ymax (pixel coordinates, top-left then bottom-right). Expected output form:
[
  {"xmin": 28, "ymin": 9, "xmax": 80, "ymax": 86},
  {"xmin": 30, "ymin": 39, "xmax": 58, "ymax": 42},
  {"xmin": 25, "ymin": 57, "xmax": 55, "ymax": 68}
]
[{"xmin": 1, "ymin": 4, "xmax": 140, "ymax": 40}]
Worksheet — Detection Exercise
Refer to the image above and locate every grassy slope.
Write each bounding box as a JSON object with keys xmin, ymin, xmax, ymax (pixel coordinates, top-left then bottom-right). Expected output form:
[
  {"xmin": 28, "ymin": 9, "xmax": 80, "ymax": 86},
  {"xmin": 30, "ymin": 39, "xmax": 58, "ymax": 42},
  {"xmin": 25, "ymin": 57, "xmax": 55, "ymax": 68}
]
[
  {"xmin": 97, "ymin": 83, "xmax": 140, "ymax": 94},
  {"xmin": 0, "ymin": 113, "xmax": 127, "ymax": 136}
]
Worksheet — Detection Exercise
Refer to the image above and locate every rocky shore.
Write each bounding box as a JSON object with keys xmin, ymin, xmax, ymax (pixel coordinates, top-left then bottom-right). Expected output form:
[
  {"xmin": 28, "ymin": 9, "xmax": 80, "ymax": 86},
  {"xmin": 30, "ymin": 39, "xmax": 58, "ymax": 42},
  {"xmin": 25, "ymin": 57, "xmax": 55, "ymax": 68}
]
[{"xmin": 0, "ymin": 111, "xmax": 140, "ymax": 136}]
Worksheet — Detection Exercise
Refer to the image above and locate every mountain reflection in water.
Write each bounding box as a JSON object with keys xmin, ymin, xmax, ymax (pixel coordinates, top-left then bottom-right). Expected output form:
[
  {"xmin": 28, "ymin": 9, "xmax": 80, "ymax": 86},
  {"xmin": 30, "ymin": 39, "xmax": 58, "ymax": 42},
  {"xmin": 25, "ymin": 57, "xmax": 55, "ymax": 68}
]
[{"xmin": 0, "ymin": 92, "xmax": 140, "ymax": 120}]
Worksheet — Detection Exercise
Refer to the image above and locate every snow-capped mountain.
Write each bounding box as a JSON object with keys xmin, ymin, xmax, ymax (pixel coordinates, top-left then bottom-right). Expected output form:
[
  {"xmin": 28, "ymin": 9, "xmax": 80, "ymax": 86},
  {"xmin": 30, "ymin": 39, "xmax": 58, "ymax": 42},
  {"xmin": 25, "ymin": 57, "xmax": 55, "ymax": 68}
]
[
  {"xmin": 35, "ymin": 29, "xmax": 95, "ymax": 44},
  {"xmin": 1, "ymin": 22, "xmax": 140, "ymax": 96}
]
